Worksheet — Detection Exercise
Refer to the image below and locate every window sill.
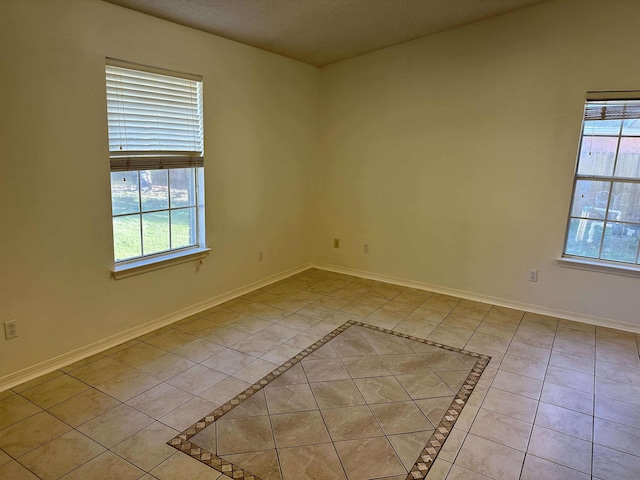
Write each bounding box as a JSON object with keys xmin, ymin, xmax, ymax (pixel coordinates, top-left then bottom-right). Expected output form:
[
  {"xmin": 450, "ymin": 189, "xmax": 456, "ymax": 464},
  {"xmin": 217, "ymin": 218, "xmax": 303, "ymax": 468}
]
[
  {"xmin": 557, "ymin": 256, "xmax": 640, "ymax": 278},
  {"xmin": 112, "ymin": 248, "xmax": 211, "ymax": 280}
]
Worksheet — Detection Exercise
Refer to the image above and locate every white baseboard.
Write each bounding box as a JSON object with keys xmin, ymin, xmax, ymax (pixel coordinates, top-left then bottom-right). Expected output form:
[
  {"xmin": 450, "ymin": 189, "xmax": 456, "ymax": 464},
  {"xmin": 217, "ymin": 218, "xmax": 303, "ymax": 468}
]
[
  {"xmin": 313, "ymin": 262, "xmax": 640, "ymax": 334},
  {"xmin": 0, "ymin": 262, "xmax": 312, "ymax": 392}
]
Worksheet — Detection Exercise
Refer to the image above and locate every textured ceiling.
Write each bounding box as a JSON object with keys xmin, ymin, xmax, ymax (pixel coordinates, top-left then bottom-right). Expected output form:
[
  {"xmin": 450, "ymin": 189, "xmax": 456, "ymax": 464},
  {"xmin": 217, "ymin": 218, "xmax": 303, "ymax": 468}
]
[{"xmin": 102, "ymin": 0, "xmax": 550, "ymax": 66}]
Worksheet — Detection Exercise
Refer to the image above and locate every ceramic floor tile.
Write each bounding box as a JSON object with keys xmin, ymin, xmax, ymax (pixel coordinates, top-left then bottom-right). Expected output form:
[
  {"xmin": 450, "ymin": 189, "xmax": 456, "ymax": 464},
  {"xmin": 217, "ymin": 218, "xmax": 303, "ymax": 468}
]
[
  {"xmin": 60, "ymin": 354, "xmax": 105, "ymax": 373},
  {"xmin": 595, "ymin": 376, "xmax": 640, "ymax": 405},
  {"xmin": 143, "ymin": 330, "xmax": 199, "ymax": 351},
  {"xmin": 94, "ymin": 369, "xmax": 162, "ymax": 402},
  {"xmin": 20, "ymin": 375, "xmax": 90, "ymax": 409},
  {"xmin": 455, "ymin": 433, "xmax": 525, "ymax": 480},
  {"xmin": 0, "ymin": 411, "xmax": 71, "ymax": 457},
  {"xmin": 527, "ymin": 425, "xmax": 592, "ymax": 474},
  {"xmin": 464, "ymin": 332, "xmax": 511, "ymax": 354},
  {"xmin": 595, "ymin": 359, "xmax": 640, "ymax": 387},
  {"xmin": 468, "ymin": 408, "xmax": 532, "ymax": 451},
  {"xmin": 545, "ymin": 365, "xmax": 594, "ymax": 394},
  {"xmin": 517, "ymin": 322, "xmax": 558, "ymax": 342},
  {"xmin": 11, "ymin": 371, "xmax": 65, "ymax": 394},
  {"xmin": 369, "ymin": 401, "xmax": 432, "ymax": 435},
  {"xmin": 335, "ymin": 436, "xmax": 406, "ymax": 480},
  {"xmin": 221, "ymin": 450, "xmax": 281, "ymax": 480},
  {"xmin": 552, "ymin": 338, "xmax": 595, "ymax": 358},
  {"xmin": 232, "ymin": 359, "xmax": 279, "ymax": 384},
  {"xmin": 418, "ymin": 350, "xmax": 470, "ymax": 371},
  {"xmin": 201, "ymin": 326, "xmax": 250, "ymax": 347},
  {"xmin": 321, "ymin": 405, "xmax": 384, "ymax": 441},
  {"xmin": 540, "ymin": 382, "xmax": 593, "ymax": 415},
  {"xmin": 232, "ymin": 334, "xmax": 282, "ymax": 357},
  {"xmin": 151, "ymin": 452, "xmax": 223, "ymax": 480},
  {"xmin": 595, "ymin": 347, "xmax": 640, "ymax": 369},
  {"xmin": 216, "ymin": 415, "xmax": 275, "ymax": 455},
  {"xmin": 159, "ymin": 397, "xmax": 216, "ymax": 431},
  {"xmin": 436, "ymin": 428, "xmax": 466, "ymax": 463},
  {"xmin": 109, "ymin": 343, "xmax": 167, "ymax": 368},
  {"xmin": 594, "ymin": 395, "xmax": 640, "ymax": 429},
  {"xmin": 77, "ymin": 404, "xmax": 154, "ymax": 448},
  {"xmin": 505, "ymin": 341, "xmax": 551, "ymax": 363},
  {"xmin": 0, "ymin": 395, "xmax": 41, "ymax": 430},
  {"xmin": 499, "ymin": 354, "xmax": 547, "ymax": 381},
  {"xmin": 67, "ymin": 357, "xmax": 132, "ymax": 386},
  {"xmin": 261, "ymin": 343, "xmax": 303, "ymax": 365},
  {"xmin": 112, "ymin": 421, "xmax": 178, "ymax": 471},
  {"xmin": 126, "ymin": 383, "xmax": 193, "ymax": 419},
  {"xmin": 165, "ymin": 365, "xmax": 227, "ymax": 395},
  {"xmin": 549, "ymin": 350, "xmax": 594, "ymax": 375},
  {"xmin": 559, "ymin": 319, "xmax": 595, "ymax": 334},
  {"xmin": 395, "ymin": 372, "xmax": 454, "ymax": 400},
  {"xmin": 201, "ymin": 349, "xmax": 254, "ymax": 375},
  {"xmin": 341, "ymin": 356, "xmax": 393, "ymax": 378},
  {"xmin": 593, "ymin": 417, "xmax": 640, "ymax": 457},
  {"xmin": 172, "ymin": 338, "xmax": 225, "ymax": 363},
  {"xmin": 137, "ymin": 353, "xmax": 196, "ymax": 382},
  {"xmin": 491, "ymin": 370, "xmax": 543, "ymax": 399},
  {"xmin": 310, "ymin": 379, "xmax": 366, "ymax": 408},
  {"xmin": 534, "ymin": 401, "xmax": 593, "ymax": 441},
  {"xmin": 218, "ymin": 390, "xmax": 269, "ymax": 419},
  {"xmin": 0, "ymin": 461, "xmax": 39, "ymax": 480},
  {"xmin": 555, "ymin": 326, "xmax": 596, "ymax": 345},
  {"xmin": 354, "ymin": 376, "xmax": 411, "ymax": 404},
  {"xmin": 592, "ymin": 443, "xmax": 640, "ymax": 480},
  {"xmin": 387, "ymin": 430, "xmax": 434, "ymax": 470},
  {"xmin": 414, "ymin": 396, "xmax": 456, "ymax": 427},
  {"xmin": 453, "ymin": 404, "xmax": 479, "ymax": 432},
  {"xmin": 265, "ymin": 383, "xmax": 318, "ymax": 414},
  {"xmin": 47, "ymin": 388, "xmax": 120, "ymax": 427},
  {"xmin": 198, "ymin": 377, "xmax": 251, "ymax": 406},
  {"xmin": 424, "ymin": 458, "xmax": 451, "ymax": 480},
  {"xmin": 521, "ymin": 454, "xmax": 589, "ymax": 480},
  {"xmin": 279, "ymin": 443, "xmax": 346, "ymax": 480},
  {"xmin": 59, "ymin": 451, "xmax": 144, "ymax": 480},
  {"xmin": 17, "ymin": 430, "xmax": 104, "ymax": 480},
  {"xmin": 271, "ymin": 410, "xmax": 330, "ymax": 447},
  {"xmin": 0, "ymin": 450, "xmax": 9, "ymax": 467},
  {"xmin": 301, "ymin": 358, "xmax": 351, "ymax": 382}
]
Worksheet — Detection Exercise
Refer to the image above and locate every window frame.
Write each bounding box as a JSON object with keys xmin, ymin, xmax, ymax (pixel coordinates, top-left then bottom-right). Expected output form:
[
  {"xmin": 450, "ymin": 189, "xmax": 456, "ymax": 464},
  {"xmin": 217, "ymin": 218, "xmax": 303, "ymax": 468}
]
[
  {"xmin": 105, "ymin": 59, "xmax": 208, "ymax": 278},
  {"xmin": 560, "ymin": 91, "xmax": 640, "ymax": 276}
]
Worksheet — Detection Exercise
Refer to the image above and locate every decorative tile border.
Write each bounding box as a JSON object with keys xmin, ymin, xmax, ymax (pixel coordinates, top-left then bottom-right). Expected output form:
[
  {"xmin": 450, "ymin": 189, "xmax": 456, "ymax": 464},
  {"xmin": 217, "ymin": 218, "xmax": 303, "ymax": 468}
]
[{"xmin": 168, "ymin": 320, "xmax": 490, "ymax": 480}]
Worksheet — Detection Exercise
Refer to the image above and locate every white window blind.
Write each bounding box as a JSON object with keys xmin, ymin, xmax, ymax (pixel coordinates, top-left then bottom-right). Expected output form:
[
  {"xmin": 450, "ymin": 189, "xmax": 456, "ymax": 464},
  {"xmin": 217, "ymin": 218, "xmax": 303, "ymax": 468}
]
[
  {"xmin": 106, "ymin": 63, "xmax": 203, "ymax": 172},
  {"xmin": 584, "ymin": 100, "xmax": 640, "ymax": 122}
]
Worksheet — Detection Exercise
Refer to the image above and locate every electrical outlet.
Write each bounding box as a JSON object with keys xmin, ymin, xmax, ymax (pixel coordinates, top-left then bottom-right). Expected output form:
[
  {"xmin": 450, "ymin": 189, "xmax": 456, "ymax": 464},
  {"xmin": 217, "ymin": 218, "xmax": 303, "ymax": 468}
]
[
  {"xmin": 4, "ymin": 320, "xmax": 17, "ymax": 340},
  {"xmin": 363, "ymin": 244, "xmax": 369, "ymax": 253},
  {"xmin": 258, "ymin": 250, "xmax": 263, "ymax": 262},
  {"xmin": 529, "ymin": 269, "xmax": 538, "ymax": 282},
  {"xmin": 333, "ymin": 238, "xmax": 340, "ymax": 248}
]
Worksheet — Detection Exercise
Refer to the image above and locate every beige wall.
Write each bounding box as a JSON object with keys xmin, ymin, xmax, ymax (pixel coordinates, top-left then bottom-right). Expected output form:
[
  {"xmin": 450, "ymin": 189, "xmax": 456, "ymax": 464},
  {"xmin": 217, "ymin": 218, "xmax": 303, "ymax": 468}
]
[
  {"xmin": 3, "ymin": 0, "xmax": 640, "ymax": 382},
  {"xmin": 314, "ymin": 0, "xmax": 640, "ymax": 326},
  {"xmin": 0, "ymin": 0, "xmax": 318, "ymax": 379}
]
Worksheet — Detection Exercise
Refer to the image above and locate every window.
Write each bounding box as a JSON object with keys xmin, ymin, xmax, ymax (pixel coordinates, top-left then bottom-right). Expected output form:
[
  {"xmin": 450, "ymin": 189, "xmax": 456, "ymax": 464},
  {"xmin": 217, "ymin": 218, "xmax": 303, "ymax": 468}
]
[
  {"xmin": 106, "ymin": 60, "xmax": 206, "ymax": 272},
  {"xmin": 563, "ymin": 95, "xmax": 640, "ymax": 266}
]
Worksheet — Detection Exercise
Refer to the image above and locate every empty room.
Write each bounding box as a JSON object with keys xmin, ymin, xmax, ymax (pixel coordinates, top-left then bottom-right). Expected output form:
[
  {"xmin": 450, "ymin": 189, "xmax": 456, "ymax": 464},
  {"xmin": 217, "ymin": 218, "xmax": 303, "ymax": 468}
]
[{"xmin": 2, "ymin": 0, "xmax": 640, "ymax": 479}]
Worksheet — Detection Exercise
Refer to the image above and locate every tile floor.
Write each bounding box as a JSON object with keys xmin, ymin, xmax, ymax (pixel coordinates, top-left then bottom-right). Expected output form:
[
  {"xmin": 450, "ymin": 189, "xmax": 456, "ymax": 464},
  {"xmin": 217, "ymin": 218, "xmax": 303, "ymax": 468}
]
[
  {"xmin": 0, "ymin": 268, "xmax": 639, "ymax": 479},
  {"xmin": 173, "ymin": 321, "xmax": 487, "ymax": 480}
]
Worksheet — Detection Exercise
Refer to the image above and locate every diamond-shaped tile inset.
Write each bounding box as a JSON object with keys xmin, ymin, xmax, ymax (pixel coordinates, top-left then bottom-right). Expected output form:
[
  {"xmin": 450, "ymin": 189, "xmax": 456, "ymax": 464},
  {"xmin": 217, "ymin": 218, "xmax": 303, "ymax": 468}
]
[{"xmin": 169, "ymin": 320, "xmax": 490, "ymax": 480}]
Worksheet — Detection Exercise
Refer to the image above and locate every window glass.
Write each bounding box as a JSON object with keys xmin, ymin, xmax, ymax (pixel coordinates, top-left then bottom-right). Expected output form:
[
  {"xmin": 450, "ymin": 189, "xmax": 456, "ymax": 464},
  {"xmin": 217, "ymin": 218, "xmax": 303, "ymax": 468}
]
[{"xmin": 564, "ymin": 98, "xmax": 640, "ymax": 266}]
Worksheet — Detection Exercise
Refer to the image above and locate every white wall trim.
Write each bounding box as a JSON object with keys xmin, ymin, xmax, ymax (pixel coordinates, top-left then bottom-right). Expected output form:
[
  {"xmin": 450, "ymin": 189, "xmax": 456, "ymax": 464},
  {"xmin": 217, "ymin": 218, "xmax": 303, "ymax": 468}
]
[
  {"xmin": 0, "ymin": 262, "xmax": 312, "ymax": 392},
  {"xmin": 313, "ymin": 262, "xmax": 640, "ymax": 334}
]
